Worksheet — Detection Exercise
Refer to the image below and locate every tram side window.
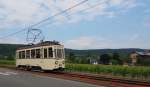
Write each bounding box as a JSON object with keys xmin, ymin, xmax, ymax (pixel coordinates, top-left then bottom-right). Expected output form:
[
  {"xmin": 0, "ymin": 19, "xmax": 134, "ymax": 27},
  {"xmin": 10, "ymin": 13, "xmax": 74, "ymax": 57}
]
[
  {"xmin": 22, "ymin": 51, "xmax": 25, "ymax": 59},
  {"xmin": 36, "ymin": 49, "xmax": 40, "ymax": 58},
  {"xmin": 19, "ymin": 51, "xmax": 22, "ymax": 59},
  {"xmin": 26, "ymin": 50, "xmax": 30, "ymax": 59},
  {"xmin": 54, "ymin": 49, "xmax": 57, "ymax": 58},
  {"xmin": 31, "ymin": 49, "xmax": 35, "ymax": 58},
  {"xmin": 48, "ymin": 47, "xmax": 53, "ymax": 58},
  {"xmin": 44, "ymin": 48, "xmax": 47, "ymax": 58}
]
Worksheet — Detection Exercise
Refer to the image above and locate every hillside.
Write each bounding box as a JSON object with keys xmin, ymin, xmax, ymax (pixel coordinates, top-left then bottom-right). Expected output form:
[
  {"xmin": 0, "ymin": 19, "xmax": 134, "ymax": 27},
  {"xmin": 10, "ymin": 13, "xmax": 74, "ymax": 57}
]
[
  {"xmin": 0, "ymin": 44, "xmax": 25, "ymax": 59},
  {"xmin": 65, "ymin": 48, "xmax": 150, "ymax": 57}
]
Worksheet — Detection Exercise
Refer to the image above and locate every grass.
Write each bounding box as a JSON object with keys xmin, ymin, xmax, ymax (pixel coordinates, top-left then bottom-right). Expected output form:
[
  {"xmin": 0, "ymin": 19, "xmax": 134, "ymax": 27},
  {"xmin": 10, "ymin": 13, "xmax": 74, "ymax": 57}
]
[
  {"xmin": 0, "ymin": 60, "xmax": 15, "ymax": 65},
  {"xmin": 66, "ymin": 64, "xmax": 150, "ymax": 80}
]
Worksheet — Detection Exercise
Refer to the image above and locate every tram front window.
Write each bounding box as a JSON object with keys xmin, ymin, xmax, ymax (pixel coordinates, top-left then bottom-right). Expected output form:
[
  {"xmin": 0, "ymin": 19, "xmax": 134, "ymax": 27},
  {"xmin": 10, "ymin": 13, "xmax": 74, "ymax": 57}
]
[{"xmin": 55, "ymin": 49, "xmax": 64, "ymax": 58}]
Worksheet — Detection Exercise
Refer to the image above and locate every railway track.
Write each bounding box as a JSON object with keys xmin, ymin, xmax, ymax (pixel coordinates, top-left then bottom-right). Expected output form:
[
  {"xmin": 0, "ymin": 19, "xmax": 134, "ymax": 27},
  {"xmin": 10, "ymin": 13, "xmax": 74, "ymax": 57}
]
[
  {"xmin": 40, "ymin": 71, "xmax": 150, "ymax": 87},
  {"xmin": 0, "ymin": 65, "xmax": 150, "ymax": 87},
  {"xmin": 61, "ymin": 72, "xmax": 150, "ymax": 87}
]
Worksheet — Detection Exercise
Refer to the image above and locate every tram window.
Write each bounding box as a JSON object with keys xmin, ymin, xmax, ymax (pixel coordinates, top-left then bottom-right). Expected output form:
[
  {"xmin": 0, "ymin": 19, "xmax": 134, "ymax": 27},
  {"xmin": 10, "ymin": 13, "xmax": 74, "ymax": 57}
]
[
  {"xmin": 54, "ymin": 49, "xmax": 57, "ymax": 58},
  {"xmin": 48, "ymin": 47, "xmax": 53, "ymax": 58},
  {"xmin": 44, "ymin": 48, "xmax": 47, "ymax": 58},
  {"xmin": 26, "ymin": 50, "xmax": 30, "ymax": 59},
  {"xmin": 57, "ymin": 49, "xmax": 62, "ymax": 58},
  {"xmin": 22, "ymin": 51, "xmax": 25, "ymax": 59},
  {"xmin": 31, "ymin": 49, "xmax": 35, "ymax": 58},
  {"xmin": 36, "ymin": 49, "xmax": 40, "ymax": 58},
  {"xmin": 19, "ymin": 51, "xmax": 22, "ymax": 59},
  {"xmin": 62, "ymin": 49, "xmax": 65, "ymax": 58}
]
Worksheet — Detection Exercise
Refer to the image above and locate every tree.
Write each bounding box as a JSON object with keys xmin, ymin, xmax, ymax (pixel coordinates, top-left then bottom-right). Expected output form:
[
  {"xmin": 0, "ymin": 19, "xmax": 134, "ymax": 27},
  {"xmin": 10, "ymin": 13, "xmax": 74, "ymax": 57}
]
[
  {"xmin": 137, "ymin": 56, "xmax": 150, "ymax": 66},
  {"xmin": 111, "ymin": 53, "xmax": 122, "ymax": 65},
  {"xmin": 68, "ymin": 52, "xmax": 76, "ymax": 63},
  {"xmin": 123, "ymin": 54, "xmax": 132, "ymax": 65},
  {"xmin": 7, "ymin": 55, "xmax": 15, "ymax": 60},
  {"xmin": 99, "ymin": 54, "xmax": 111, "ymax": 65}
]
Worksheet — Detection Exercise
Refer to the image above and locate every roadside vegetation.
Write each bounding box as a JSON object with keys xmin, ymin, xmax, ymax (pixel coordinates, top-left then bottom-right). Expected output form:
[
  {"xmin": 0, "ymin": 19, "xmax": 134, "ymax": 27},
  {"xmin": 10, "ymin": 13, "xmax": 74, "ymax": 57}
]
[
  {"xmin": 66, "ymin": 64, "xmax": 150, "ymax": 80},
  {"xmin": 0, "ymin": 59, "xmax": 15, "ymax": 65}
]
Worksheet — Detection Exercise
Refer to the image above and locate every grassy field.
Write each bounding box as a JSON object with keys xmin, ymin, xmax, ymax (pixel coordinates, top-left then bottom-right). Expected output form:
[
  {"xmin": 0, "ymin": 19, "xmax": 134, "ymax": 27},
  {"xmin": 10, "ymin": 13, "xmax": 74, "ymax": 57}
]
[
  {"xmin": 0, "ymin": 60, "xmax": 15, "ymax": 65},
  {"xmin": 66, "ymin": 64, "xmax": 150, "ymax": 80}
]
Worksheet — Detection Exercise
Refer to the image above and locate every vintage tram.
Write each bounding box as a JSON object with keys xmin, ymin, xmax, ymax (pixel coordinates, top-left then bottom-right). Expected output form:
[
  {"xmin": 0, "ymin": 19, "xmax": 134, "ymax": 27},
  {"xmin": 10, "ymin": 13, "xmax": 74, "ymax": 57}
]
[{"xmin": 16, "ymin": 41, "xmax": 65, "ymax": 71}]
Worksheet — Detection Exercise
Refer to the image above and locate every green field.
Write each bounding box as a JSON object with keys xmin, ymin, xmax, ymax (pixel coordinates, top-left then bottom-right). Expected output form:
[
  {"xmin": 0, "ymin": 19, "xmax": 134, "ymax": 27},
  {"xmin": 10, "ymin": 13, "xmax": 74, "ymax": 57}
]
[
  {"xmin": 66, "ymin": 64, "xmax": 150, "ymax": 80},
  {"xmin": 0, "ymin": 60, "xmax": 15, "ymax": 65}
]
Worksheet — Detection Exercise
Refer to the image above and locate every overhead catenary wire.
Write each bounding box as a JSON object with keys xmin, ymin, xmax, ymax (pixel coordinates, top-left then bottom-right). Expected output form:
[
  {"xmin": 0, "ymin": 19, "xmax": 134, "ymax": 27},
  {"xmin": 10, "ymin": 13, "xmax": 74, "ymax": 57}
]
[
  {"xmin": 30, "ymin": 0, "xmax": 89, "ymax": 28},
  {"xmin": 0, "ymin": 0, "xmax": 89, "ymax": 39},
  {"xmin": 36, "ymin": 0, "xmax": 104, "ymax": 29}
]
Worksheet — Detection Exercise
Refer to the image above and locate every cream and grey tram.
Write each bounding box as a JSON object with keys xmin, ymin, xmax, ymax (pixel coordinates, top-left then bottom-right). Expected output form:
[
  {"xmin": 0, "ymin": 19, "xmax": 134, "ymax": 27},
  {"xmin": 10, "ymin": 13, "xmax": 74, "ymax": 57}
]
[{"xmin": 16, "ymin": 41, "xmax": 65, "ymax": 71}]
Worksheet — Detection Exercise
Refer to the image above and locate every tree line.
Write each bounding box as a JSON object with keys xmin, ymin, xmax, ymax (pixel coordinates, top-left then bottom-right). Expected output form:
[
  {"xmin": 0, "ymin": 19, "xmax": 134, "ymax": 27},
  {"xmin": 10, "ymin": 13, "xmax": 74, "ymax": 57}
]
[
  {"xmin": 66, "ymin": 52, "xmax": 150, "ymax": 66},
  {"xmin": 66, "ymin": 52, "xmax": 129, "ymax": 65}
]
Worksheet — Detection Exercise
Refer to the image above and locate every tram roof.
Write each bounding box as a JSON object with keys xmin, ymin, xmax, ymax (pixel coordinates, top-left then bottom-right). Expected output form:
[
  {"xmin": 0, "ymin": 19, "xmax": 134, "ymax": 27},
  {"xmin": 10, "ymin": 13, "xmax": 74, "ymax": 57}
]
[{"xmin": 17, "ymin": 41, "xmax": 62, "ymax": 50}]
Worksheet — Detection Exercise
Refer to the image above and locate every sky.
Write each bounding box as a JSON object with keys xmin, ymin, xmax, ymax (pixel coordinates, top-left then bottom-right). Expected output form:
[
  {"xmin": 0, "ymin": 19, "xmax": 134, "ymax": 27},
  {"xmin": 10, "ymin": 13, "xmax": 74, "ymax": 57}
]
[{"xmin": 0, "ymin": 0, "xmax": 150, "ymax": 49}]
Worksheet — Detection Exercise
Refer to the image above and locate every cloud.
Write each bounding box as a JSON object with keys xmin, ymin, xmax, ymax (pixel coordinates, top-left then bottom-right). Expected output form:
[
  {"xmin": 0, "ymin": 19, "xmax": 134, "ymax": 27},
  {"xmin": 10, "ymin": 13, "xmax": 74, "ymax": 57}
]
[
  {"xmin": 0, "ymin": 0, "xmax": 138, "ymax": 29},
  {"xmin": 64, "ymin": 36, "xmax": 111, "ymax": 49},
  {"xmin": 64, "ymin": 35, "xmax": 150, "ymax": 49},
  {"xmin": 0, "ymin": 36, "xmax": 25, "ymax": 44}
]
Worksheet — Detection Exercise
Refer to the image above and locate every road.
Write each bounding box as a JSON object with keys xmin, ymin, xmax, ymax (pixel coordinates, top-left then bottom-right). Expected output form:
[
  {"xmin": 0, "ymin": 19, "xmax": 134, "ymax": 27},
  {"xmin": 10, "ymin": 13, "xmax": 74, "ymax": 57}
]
[{"xmin": 0, "ymin": 68, "xmax": 103, "ymax": 87}]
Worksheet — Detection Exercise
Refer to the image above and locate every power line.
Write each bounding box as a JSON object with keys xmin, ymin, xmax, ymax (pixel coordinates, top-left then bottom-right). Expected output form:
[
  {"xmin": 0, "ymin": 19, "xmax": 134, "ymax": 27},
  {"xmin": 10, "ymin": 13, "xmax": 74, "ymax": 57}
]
[
  {"xmin": 33, "ymin": 0, "xmax": 103, "ymax": 29},
  {"xmin": 30, "ymin": 0, "xmax": 88, "ymax": 27},
  {"xmin": 0, "ymin": 0, "xmax": 88, "ymax": 39},
  {"xmin": 0, "ymin": 28, "xmax": 27, "ymax": 39}
]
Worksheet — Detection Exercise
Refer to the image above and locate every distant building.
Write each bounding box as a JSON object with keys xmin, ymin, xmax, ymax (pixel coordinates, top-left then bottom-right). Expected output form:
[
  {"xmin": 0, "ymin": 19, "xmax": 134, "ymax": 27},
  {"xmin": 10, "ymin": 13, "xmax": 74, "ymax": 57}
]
[
  {"xmin": 136, "ymin": 51, "xmax": 150, "ymax": 57},
  {"xmin": 90, "ymin": 59, "xmax": 98, "ymax": 65},
  {"xmin": 130, "ymin": 50, "xmax": 150, "ymax": 65},
  {"xmin": 130, "ymin": 51, "xmax": 138, "ymax": 65}
]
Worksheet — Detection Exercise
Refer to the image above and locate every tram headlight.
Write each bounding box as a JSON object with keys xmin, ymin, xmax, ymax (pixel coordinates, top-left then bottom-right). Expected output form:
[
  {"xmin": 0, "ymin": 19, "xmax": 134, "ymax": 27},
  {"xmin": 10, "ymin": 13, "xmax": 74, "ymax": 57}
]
[
  {"xmin": 55, "ymin": 61, "xmax": 58, "ymax": 65},
  {"xmin": 62, "ymin": 61, "xmax": 65, "ymax": 64}
]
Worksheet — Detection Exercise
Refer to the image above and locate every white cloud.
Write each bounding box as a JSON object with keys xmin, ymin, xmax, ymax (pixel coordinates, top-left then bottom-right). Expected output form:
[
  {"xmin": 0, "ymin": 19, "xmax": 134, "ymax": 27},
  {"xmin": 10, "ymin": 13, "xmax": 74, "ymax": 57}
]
[
  {"xmin": 0, "ymin": 0, "xmax": 138, "ymax": 29},
  {"xmin": 64, "ymin": 36, "xmax": 111, "ymax": 49},
  {"xmin": 64, "ymin": 35, "xmax": 150, "ymax": 49},
  {"xmin": 0, "ymin": 36, "xmax": 25, "ymax": 44}
]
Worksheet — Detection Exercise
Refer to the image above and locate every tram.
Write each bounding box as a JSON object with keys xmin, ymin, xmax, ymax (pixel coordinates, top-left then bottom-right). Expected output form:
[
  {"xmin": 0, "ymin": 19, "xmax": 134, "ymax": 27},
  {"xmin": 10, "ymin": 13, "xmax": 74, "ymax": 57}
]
[{"xmin": 16, "ymin": 41, "xmax": 65, "ymax": 71}]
